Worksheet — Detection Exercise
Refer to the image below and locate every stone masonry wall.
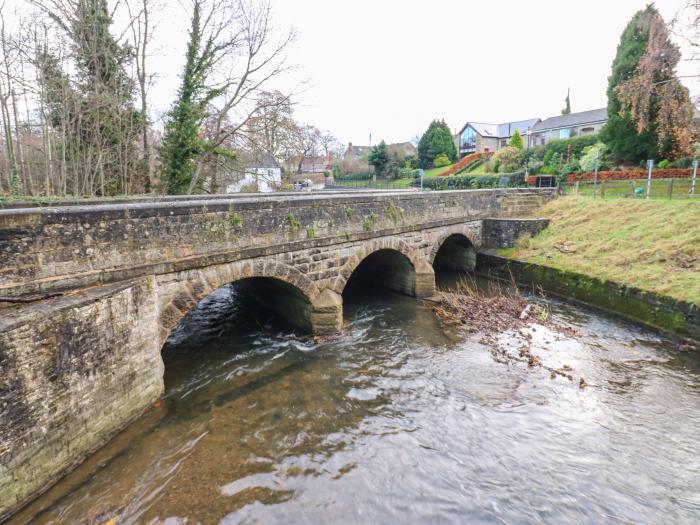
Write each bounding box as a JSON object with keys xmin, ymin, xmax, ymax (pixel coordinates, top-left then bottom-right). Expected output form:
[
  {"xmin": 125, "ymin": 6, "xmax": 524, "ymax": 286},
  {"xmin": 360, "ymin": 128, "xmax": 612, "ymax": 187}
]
[
  {"xmin": 0, "ymin": 188, "xmax": 556, "ymax": 298},
  {"xmin": 0, "ymin": 278, "xmax": 163, "ymax": 520}
]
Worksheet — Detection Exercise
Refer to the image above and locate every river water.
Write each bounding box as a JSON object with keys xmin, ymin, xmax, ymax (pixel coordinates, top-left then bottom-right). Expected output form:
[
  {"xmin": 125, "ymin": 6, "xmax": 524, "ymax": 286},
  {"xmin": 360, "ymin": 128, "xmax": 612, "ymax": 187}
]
[{"xmin": 9, "ymin": 276, "xmax": 700, "ymax": 524}]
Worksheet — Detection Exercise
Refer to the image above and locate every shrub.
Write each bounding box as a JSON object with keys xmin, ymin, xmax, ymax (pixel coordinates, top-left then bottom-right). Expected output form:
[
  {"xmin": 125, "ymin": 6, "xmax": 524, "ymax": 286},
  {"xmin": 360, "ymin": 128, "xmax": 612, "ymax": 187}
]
[
  {"xmin": 579, "ymin": 142, "xmax": 608, "ymax": 172},
  {"xmin": 527, "ymin": 160, "xmax": 544, "ymax": 174},
  {"xmin": 239, "ymin": 182, "xmax": 259, "ymax": 193},
  {"xmin": 411, "ymin": 172, "xmax": 525, "ymax": 190},
  {"xmin": 493, "ymin": 146, "xmax": 522, "ymax": 173},
  {"xmin": 543, "ymin": 134, "xmax": 599, "ymax": 162},
  {"xmin": 509, "ymin": 129, "xmax": 524, "ymax": 150},
  {"xmin": 335, "ymin": 172, "xmax": 372, "ymax": 181},
  {"xmin": 657, "ymin": 159, "xmax": 670, "ymax": 169},
  {"xmin": 433, "ymin": 153, "xmax": 451, "ymax": 168},
  {"xmin": 669, "ymin": 157, "xmax": 693, "ymax": 168}
]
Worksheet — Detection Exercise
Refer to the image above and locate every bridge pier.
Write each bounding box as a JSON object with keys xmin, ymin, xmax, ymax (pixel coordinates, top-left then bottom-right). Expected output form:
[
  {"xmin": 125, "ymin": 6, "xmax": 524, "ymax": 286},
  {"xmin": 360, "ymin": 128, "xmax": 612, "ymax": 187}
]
[
  {"xmin": 415, "ymin": 262, "xmax": 437, "ymax": 298},
  {"xmin": 310, "ymin": 289, "xmax": 344, "ymax": 335}
]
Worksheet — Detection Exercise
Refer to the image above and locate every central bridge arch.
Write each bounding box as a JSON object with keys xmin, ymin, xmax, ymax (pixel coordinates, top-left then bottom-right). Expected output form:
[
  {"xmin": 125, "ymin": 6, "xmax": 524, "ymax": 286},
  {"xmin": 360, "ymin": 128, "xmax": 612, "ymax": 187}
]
[{"xmin": 334, "ymin": 238, "xmax": 436, "ymax": 299}]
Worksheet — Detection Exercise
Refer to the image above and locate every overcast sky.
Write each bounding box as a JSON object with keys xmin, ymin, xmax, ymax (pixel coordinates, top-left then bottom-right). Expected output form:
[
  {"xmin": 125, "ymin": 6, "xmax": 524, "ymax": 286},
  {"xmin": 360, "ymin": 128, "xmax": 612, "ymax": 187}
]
[{"xmin": 10, "ymin": 0, "xmax": 694, "ymax": 146}]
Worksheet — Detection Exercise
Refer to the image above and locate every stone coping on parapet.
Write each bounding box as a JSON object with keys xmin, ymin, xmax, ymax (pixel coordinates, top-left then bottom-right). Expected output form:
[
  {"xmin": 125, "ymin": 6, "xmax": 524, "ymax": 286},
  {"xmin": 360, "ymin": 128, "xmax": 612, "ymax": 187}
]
[
  {"xmin": 0, "ymin": 189, "xmax": 413, "ymax": 210},
  {"xmin": 0, "ymin": 188, "xmax": 556, "ymax": 217}
]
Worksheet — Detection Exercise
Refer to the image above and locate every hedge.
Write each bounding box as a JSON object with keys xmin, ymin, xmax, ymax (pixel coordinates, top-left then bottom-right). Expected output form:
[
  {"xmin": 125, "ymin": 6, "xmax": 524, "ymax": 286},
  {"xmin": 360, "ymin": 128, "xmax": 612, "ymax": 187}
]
[
  {"xmin": 567, "ymin": 168, "xmax": 693, "ymax": 183},
  {"xmin": 412, "ymin": 172, "xmax": 525, "ymax": 190},
  {"xmin": 335, "ymin": 172, "xmax": 373, "ymax": 181}
]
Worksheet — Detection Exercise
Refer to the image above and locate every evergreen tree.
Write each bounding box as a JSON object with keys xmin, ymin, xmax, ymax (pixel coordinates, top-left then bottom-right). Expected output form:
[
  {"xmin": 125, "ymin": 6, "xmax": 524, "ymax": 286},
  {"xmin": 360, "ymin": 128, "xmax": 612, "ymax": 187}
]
[
  {"xmin": 367, "ymin": 140, "xmax": 389, "ymax": 176},
  {"xmin": 41, "ymin": 0, "xmax": 143, "ymax": 195},
  {"xmin": 159, "ymin": 2, "xmax": 213, "ymax": 194},
  {"xmin": 561, "ymin": 89, "xmax": 571, "ymax": 115},
  {"xmin": 417, "ymin": 120, "xmax": 457, "ymax": 168},
  {"xmin": 601, "ymin": 6, "xmax": 659, "ymax": 163},
  {"xmin": 508, "ymin": 129, "xmax": 524, "ymax": 149}
]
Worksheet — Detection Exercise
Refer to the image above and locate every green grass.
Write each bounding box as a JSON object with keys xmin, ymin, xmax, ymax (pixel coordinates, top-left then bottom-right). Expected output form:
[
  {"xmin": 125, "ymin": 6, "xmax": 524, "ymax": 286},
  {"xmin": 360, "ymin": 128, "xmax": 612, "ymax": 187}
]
[
  {"xmin": 423, "ymin": 165, "xmax": 453, "ymax": 177},
  {"xmin": 506, "ymin": 196, "xmax": 700, "ymax": 305},
  {"xmin": 468, "ymin": 162, "xmax": 487, "ymax": 174},
  {"xmin": 568, "ymin": 178, "xmax": 699, "ymax": 200}
]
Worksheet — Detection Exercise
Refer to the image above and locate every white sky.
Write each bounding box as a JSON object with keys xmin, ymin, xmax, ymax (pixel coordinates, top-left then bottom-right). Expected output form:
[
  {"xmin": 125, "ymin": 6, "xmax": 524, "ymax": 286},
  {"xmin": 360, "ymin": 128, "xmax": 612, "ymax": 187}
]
[{"xmin": 7, "ymin": 0, "xmax": 696, "ymax": 146}]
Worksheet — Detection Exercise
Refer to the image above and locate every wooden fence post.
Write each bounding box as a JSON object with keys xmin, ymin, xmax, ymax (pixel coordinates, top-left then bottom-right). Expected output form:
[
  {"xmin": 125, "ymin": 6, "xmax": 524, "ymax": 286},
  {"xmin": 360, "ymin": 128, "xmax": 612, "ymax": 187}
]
[
  {"xmin": 667, "ymin": 178, "xmax": 674, "ymax": 199},
  {"xmin": 600, "ymin": 180, "xmax": 606, "ymax": 198}
]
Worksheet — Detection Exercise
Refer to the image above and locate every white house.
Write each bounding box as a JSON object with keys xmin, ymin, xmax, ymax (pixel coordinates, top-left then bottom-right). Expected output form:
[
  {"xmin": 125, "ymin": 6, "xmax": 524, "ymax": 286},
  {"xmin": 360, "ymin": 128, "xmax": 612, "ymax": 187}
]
[{"xmin": 226, "ymin": 156, "xmax": 282, "ymax": 193}]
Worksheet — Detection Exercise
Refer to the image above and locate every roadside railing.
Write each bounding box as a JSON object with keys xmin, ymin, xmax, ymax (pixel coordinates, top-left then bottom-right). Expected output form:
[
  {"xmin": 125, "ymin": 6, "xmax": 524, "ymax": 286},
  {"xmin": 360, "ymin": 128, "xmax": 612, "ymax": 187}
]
[
  {"xmin": 565, "ymin": 178, "xmax": 699, "ymax": 200},
  {"xmin": 326, "ymin": 179, "xmax": 414, "ymax": 190}
]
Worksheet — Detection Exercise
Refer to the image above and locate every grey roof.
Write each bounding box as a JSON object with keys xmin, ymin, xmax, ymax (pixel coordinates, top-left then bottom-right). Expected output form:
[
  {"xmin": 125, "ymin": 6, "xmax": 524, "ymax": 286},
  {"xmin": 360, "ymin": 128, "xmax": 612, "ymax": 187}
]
[
  {"xmin": 497, "ymin": 119, "xmax": 541, "ymax": 138},
  {"xmin": 533, "ymin": 108, "xmax": 607, "ymax": 132},
  {"xmin": 460, "ymin": 119, "xmax": 539, "ymax": 139}
]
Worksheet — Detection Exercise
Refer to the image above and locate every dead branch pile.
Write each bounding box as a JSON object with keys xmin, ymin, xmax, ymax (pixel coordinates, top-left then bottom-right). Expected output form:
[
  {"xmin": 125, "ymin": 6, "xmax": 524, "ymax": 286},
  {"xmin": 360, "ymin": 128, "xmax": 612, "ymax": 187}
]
[{"xmin": 428, "ymin": 277, "xmax": 585, "ymax": 386}]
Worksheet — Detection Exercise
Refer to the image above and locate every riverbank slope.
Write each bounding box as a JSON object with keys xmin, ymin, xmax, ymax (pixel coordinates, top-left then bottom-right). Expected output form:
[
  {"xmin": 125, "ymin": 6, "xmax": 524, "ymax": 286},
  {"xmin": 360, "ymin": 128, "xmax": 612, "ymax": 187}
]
[{"xmin": 500, "ymin": 196, "xmax": 700, "ymax": 307}]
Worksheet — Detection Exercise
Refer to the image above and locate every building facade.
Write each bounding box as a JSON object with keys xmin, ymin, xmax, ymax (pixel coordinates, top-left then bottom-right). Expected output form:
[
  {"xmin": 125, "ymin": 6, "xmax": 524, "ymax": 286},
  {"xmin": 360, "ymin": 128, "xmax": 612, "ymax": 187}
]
[
  {"xmin": 456, "ymin": 108, "xmax": 608, "ymax": 158},
  {"xmin": 527, "ymin": 108, "xmax": 607, "ymax": 147}
]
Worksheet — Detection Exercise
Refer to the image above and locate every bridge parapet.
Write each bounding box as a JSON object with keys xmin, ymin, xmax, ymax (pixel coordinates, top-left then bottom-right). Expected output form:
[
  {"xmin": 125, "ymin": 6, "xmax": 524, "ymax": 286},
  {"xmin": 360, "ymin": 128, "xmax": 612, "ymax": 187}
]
[{"xmin": 1, "ymin": 188, "xmax": 555, "ymax": 298}]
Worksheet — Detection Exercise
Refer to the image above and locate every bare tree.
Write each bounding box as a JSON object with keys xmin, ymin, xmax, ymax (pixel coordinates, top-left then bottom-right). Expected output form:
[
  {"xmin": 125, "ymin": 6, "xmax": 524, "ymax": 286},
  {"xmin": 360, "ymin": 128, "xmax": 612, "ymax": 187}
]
[
  {"xmin": 125, "ymin": 0, "xmax": 158, "ymax": 191},
  {"xmin": 181, "ymin": 0, "xmax": 296, "ymax": 194},
  {"xmin": 286, "ymin": 122, "xmax": 319, "ymax": 174}
]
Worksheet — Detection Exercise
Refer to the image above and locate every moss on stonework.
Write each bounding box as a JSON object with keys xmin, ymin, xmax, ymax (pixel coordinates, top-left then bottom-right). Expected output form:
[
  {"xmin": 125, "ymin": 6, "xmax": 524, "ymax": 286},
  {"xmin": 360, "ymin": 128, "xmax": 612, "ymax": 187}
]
[
  {"xmin": 363, "ymin": 212, "xmax": 377, "ymax": 232},
  {"xmin": 384, "ymin": 201, "xmax": 404, "ymax": 225},
  {"xmin": 287, "ymin": 212, "xmax": 301, "ymax": 232},
  {"xmin": 345, "ymin": 207, "xmax": 353, "ymax": 220},
  {"xmin": 306, "ymin": 227, "xmax": 315, "ymax": 239},
  {"xmin": 228, "ymin": 211, "xmax": 242, "ymax": 229},
  {"xmin": 479, "ymin": 254, "xmax": 696, "ymax": 339}
]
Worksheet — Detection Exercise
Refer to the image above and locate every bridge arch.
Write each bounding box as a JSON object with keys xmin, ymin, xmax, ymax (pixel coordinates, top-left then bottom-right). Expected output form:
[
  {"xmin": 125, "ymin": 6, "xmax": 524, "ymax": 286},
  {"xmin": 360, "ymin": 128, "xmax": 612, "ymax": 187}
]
[
  {"xmin": 156, "ymin": 259, "xmax": 322, "ymax": 343},
  {"xmin": 335, "ymin": 238, "xmax": 435, "ymax": 298},
  {"xmin": 430, "ymin": 228, "xmax": 480, "ymax": 273}
]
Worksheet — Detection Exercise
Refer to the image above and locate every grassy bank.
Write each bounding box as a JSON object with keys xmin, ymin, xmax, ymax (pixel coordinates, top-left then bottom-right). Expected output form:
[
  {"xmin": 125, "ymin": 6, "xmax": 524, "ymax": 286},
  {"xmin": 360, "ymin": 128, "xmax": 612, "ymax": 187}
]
[{"xmin": 503, "ymin": 196, "xmax": 700, "ymax": 306}]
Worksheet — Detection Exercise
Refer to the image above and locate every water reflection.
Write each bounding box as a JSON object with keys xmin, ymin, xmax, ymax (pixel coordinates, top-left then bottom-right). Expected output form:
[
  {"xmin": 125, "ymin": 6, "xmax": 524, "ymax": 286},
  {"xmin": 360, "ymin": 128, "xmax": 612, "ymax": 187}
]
[{"xmin": 9, "ymin": 279, "xmax": 700, "ymax": 524}]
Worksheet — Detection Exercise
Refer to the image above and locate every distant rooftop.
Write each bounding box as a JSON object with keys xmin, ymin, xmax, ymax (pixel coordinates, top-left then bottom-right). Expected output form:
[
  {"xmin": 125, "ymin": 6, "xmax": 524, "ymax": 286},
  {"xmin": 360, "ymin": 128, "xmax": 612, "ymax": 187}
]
[{"xmin": 533, "ymin": 108, "xmax": 607, "ymax": 131}]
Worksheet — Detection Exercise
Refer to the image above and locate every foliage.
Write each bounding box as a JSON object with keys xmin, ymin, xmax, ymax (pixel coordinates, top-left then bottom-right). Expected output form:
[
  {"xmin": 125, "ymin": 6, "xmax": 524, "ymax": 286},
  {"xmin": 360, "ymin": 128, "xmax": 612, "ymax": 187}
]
[
  {"xmin": 39, "ymin": 0, "xmax": 143, "ymax": 196},
  {"xmin": 433, "ymin": 153, "xmax": 451, "ymax": 167},
  {"xmin": 658, "ymin": 159, "xmax": 670, "ymax": 169},
  {"xmin": 561, "ymin": 89, "xmax": 571, "ymax": 115},
  {"xmin": 543, "ymin": 134, "xmax": 600, "ymax": 162},
  {"xmin": 412, "ymin": 172, "xmax": 525, "ymax": 190},
  {"xmin": 493, "ymin": 146, "xmax": 522, "ymax": 173},
  {"xmin": 668, "ymin": 157, "xmax": 694, "ymax": 169},
  {"xmin": 335, "ymin": 172, "xmax": 373, "ymax": 181},
  {"xmin": 417, "ymin": 120, "xmax": 457, "ymax": 168},
  {"xmin": 508, "ymin": 129, "xmax": 524, "ymax": 150},
  {"xmin": 159, "ymin": 2, "xmax": 211, "ymax": 194},
  {"xmin": 616, "ymin": 10, "xmax": 694, "ymax": 159},
  {"xmin": 367, "ymin": 141, "xmax": 390, "ymax": 176},
  {"xmin": 579, "ymin": 142, "xmax": 607, "ymax": 172},
  {"xmin": 601, "ymin": 6, "xmax": 661, "ymax": 163}
]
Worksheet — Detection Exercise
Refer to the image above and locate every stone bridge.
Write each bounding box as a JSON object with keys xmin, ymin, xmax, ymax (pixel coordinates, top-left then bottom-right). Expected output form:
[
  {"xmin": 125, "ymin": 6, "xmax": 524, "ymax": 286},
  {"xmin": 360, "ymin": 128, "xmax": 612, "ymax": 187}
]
[{"xmin": 0, "ymin": 188, "xmax": 555, "ymax": 518}]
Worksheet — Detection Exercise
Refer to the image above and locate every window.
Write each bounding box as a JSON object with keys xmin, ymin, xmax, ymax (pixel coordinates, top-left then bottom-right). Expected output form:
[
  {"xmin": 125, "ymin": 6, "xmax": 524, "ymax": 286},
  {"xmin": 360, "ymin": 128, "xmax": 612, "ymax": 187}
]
[
  {"xmin": 580, "ymin": 127, "xmax": 595, "ymax": 134},
  {"xmin": 500, "ymin": 139, "xmax": 507, "ymax": 147},
  {"xmin": 460, "ymin": 126, "xmax": 477, "ymax": 152},
  {"xmin": 559, "ymin": 128, "xmax": 571, "ymax": 139}
]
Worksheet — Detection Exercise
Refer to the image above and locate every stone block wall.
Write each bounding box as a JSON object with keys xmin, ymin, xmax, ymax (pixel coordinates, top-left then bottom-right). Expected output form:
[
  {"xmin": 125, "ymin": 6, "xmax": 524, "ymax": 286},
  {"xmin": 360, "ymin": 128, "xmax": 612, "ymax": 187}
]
[
  {"xmin": 0, "ymin": 279, "xmax": 163, "ymax": 519},
  {"xmin": 0, "ymin": 189, "xmax": 556, "ymax": 298}
]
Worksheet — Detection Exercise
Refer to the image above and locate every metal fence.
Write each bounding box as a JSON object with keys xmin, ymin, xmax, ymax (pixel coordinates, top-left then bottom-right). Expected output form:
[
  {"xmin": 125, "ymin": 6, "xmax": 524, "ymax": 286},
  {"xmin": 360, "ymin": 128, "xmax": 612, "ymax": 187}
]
[
  {"xmin": 565, "ymin": 178, "xmax": 699, "ymax": 200},
  {"xmin": 326, "ymin": 179, "xmax": 415, "ymax": 190}
]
